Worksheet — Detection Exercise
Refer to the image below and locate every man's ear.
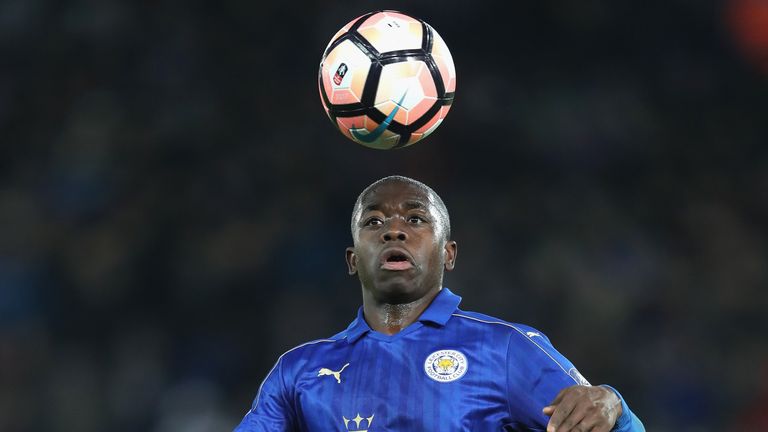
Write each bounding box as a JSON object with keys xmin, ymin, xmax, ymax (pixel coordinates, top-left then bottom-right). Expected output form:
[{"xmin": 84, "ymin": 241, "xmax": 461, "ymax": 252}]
[
  {"xmin": 444, "ymin": 240, "xmax": 457, "ymax": 271},
  {"xmin": 345, "ymin": 247, "xmax": 357, "ymax": 275}
]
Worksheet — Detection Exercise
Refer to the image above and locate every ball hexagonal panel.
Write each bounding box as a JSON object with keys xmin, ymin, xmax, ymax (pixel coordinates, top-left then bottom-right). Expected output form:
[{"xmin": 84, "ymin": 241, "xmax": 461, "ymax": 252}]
[
  {"xmin": 430, "ymin": 29, "xmax": 456, "ymax": 93},
  {"xmin": 335, "ymin": 115, "xmax": 402, "ymax": 149},
  {"xmin": 374, "ymin": 60, "xmax": 437, "ymax": 126},
  {"xmin": 357, "ymin": 11, "xmax": 423, "ymax": 53},
  {"xmin": 408, "ymin": 105, "xmax": 452, "ymax": 145}
]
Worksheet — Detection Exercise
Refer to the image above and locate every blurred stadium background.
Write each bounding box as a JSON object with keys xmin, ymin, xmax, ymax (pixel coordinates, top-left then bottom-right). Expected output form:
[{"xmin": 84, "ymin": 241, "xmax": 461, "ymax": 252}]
[{"xmin": 1, "ymin": 0, "xmax": 767, "ymax": 430}]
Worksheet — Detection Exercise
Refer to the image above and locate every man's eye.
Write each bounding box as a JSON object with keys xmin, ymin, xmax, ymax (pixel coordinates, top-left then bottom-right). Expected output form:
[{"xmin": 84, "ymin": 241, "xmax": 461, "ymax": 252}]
[
  {"xmin": 364, "ymin": 218, "xmax": 382, "ymax": 226},
  {"xmin": 407, "ymin": 216, "xmax": 425, "ymax": 223}
]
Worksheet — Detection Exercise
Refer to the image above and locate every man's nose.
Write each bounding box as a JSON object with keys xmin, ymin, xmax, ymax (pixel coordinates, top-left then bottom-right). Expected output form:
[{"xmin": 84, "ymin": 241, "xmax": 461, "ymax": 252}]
[{"xmin": 381, "ymin": 219, "xmax": 407, "ymax": 242}]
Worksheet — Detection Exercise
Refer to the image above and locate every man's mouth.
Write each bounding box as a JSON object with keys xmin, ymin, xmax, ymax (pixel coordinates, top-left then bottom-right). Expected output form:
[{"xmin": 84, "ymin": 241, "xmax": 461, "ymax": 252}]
[{"xmin": 380, "ymin": 249, "xmax": 414, "ymax": 271}]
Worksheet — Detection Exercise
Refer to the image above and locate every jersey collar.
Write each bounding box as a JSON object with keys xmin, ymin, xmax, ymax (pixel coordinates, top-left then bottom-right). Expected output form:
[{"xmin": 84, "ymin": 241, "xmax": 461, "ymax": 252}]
[
  {"xmin": 418, "ymin": 288, "xmax": 462, "ymax": 326},
  {"xmin": 344, "ymin": 288, "xmax": 463, "ymax": 343}
]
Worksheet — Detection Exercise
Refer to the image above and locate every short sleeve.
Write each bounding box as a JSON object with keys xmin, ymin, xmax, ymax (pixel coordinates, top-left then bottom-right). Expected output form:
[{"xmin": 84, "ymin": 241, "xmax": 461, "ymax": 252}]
[
  {"xmin": 233, "ymin": 357, "xmax": 295, "ymax": 432},
  {"xmin": 504, "ymin": 325, "xmax": 644, "ymax": 431},
  {"xmin": 504, "ymin": 326, "xmax": 585, "ymax": 429}
]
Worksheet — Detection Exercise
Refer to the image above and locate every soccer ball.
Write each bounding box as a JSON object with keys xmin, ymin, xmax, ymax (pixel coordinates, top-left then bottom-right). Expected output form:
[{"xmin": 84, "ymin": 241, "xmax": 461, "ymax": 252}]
[{"xmin": 318, "ymin": 10, "xmax": 456, "ymax": 150}]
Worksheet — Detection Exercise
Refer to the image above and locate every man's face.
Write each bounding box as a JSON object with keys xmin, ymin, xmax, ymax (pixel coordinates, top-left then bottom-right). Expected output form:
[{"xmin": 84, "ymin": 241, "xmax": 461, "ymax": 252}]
[{"xmin": 346, "ymin": 181, "xmax": 457, "ymax": 304}]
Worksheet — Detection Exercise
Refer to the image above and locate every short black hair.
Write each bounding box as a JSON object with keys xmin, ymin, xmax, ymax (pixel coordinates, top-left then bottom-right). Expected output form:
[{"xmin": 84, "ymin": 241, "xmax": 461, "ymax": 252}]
[{"xmin": 350, "ymin": 175, "xmax": 451, "ymax": 241}]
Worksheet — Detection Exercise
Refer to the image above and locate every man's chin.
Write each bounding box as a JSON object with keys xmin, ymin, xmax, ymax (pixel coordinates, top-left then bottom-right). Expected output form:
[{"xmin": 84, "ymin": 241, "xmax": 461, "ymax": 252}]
[{"xmin": 370, "ymin": 280, "xmax": 423, "ymax": 305}]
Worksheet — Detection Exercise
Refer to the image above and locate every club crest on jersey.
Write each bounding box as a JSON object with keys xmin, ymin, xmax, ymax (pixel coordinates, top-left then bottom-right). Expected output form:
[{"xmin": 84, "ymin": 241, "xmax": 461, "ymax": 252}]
[{"xmin": 424, "ymin": 350, "xmax": 467, "ymax": 383}]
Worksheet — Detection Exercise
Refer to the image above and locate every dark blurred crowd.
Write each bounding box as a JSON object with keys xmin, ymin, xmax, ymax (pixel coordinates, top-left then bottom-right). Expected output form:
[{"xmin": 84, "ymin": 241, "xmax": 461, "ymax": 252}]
[{"xmin": 1, "ymin": 0, "xmax": 767, "ymax": 431}]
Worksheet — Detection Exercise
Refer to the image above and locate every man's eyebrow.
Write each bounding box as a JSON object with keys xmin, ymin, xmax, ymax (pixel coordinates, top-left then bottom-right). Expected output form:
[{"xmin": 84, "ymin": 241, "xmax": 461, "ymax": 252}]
[
  {"xmin": 403, "ymin": 200, "xmax": 427, "ymax": 210},
  {"xmin": 361, "ymin": 200, "xmax": 427, "ymax": 213}
]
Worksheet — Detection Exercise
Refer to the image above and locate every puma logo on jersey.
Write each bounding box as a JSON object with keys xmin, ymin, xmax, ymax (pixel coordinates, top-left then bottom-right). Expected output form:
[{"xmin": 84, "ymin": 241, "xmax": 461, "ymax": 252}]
[
  {"xmin": 526, "ymin": 331, "xmax": 541, "ymax": 338},
  {"xmin": 318, "ymin": 363, "xmax": 350, "ymax": 384}
]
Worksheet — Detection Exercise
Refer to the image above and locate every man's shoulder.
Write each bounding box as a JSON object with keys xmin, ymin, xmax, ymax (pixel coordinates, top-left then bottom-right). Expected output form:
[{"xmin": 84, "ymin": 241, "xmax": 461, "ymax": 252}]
[
  {"xmin": 276, "ymin": 332, "xmax": 348, "ymax": 365},
  {"xmin": 450, "ymin": 309, "xmax": 553, "ymax": 345}
]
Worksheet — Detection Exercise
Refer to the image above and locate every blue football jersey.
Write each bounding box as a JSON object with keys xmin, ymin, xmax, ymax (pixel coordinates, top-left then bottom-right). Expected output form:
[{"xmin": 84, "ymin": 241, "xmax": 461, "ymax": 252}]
[{"xmin": 235, "ymin": 288, "xmax": 644, "ymax": 431}]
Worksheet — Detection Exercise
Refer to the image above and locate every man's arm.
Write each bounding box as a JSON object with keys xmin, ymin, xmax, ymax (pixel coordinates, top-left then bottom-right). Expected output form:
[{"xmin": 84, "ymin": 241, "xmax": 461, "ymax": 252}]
[
  {"xmin": 543, "ymin": 384, "xmax": 645, "ymax": 432},
  {"xmin": 505, "ymin": 325, "xmax": 644, "ymax": 431},
  {"xmin": 233, "ymin": 357, "xmax": 295, "ymax": 432}
]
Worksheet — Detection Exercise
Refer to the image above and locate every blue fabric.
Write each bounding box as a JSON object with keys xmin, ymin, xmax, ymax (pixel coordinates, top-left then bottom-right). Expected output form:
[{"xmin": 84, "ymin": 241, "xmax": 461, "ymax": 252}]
[{"xmin": 235, "ymin": 288, "xmax": 644, "ymax": 431}]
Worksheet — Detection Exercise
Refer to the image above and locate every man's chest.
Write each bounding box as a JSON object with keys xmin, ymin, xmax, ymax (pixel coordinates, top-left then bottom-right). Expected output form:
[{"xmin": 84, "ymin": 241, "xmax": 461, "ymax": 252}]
[{"xmin": 291, "ymin": 338, "xmax": 510, "ymax": 431}]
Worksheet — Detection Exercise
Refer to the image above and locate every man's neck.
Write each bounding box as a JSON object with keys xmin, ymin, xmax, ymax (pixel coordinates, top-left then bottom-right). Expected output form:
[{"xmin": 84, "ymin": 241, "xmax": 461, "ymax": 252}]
[{"xmin": 362, "ymin": 288, "xmax": 440, "ymax": 335}]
